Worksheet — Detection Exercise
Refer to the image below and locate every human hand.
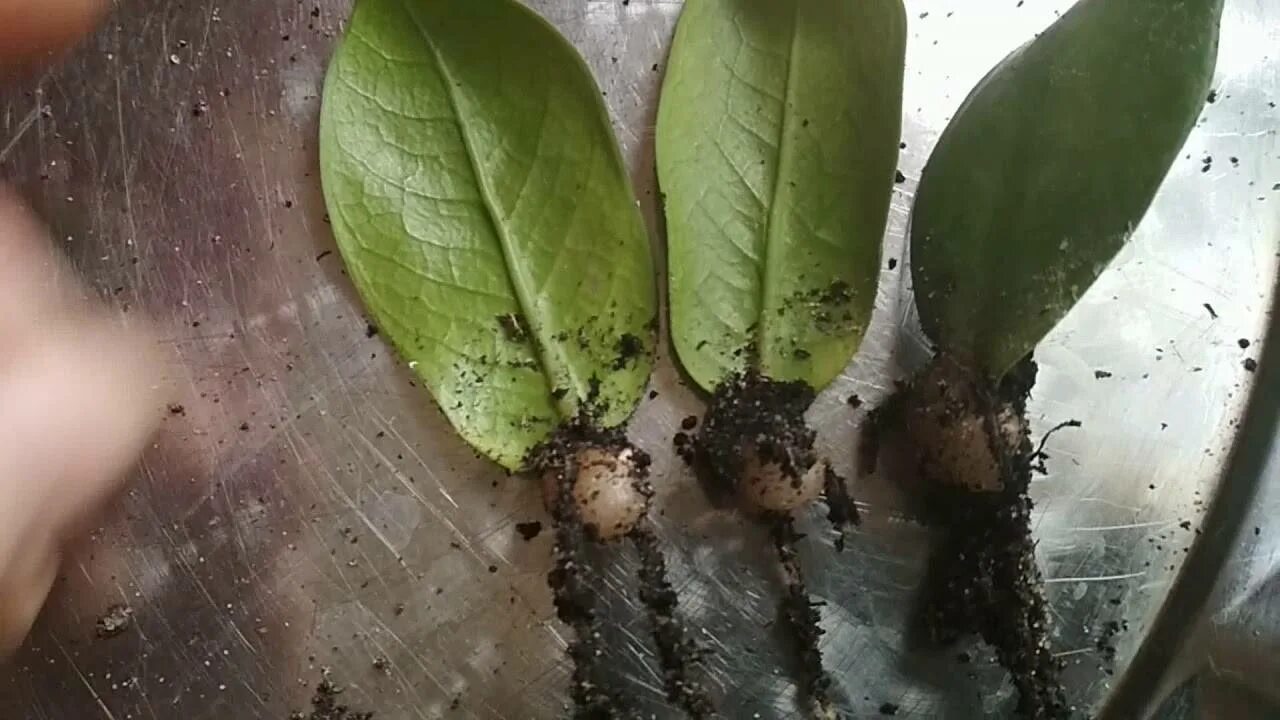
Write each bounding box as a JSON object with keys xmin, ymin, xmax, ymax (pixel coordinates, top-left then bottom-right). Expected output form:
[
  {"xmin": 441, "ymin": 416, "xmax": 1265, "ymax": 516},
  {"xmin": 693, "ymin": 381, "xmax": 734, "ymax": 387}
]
[{"xmin": 0, "ymin": 0, "xmax": 166, "ymax": 656}]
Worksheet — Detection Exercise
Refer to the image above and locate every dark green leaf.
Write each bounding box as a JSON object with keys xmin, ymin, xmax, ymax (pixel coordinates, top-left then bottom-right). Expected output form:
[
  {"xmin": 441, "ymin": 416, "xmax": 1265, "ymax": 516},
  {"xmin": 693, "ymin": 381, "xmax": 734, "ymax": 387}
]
[
  {"xmin": 657, "ymin": 0, "xmax": 906, "ymax": 393},
  {"xmin": 320, "ymin": 0, "xmax": 656, "ymax": 469},
  {"xmin": 911, "ymin": 0, "xmax": 1224, "ymax": 378}
]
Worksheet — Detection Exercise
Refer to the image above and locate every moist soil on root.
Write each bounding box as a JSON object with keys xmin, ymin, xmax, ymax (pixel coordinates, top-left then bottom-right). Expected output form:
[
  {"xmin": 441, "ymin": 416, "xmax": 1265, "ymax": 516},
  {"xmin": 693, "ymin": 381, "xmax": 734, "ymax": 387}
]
[
  {"xmin": 678, "ymin": 371, "xmax": 858, "ymax": 539},
  {"xmin": 878, "ymin": 356, "xmax": 1069, "ymax": 719},
  {"xmin": 632, "ymin": 523, "xmax": 717, "ymax": 718},
  {"xmin": 530, "ymin": 420, "xmax": 712, "ymax": 718},
  {"xmin": 531, "ymin": 421, "xmax": 646, "ymax": 718},
  {"xmin": 686, "ymin": 371, "xmax": 818, "ymax": 507},
  {"xmin": 773, "ymin": 520, "xmax": 840, "ymax": 719}
]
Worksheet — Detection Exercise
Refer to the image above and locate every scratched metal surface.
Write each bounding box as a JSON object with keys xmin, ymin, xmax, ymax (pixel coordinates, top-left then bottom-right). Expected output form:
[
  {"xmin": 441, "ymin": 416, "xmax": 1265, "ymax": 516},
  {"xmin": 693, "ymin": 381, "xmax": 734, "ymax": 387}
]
[{"xmin": 0, "ymin": 1, "xmax": 1276, "ymax": 718}]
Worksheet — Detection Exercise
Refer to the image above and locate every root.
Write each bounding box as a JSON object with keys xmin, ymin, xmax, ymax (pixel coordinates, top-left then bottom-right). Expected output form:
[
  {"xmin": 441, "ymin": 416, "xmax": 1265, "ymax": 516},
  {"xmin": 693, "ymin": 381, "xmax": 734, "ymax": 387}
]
[
  {"xmin": 685, "ymin": 373, "xmax": 846, "ymax": 716},
  {"xmin": 773, "ymin": 519, "xmax": 839, "ymax": 720},
  {"xmin": 631, "ymin": 523, "xmax": 717, "ymax": 718},
  {"xmin": 533, "ymin": 420, "xmax": 711, "ymax": 718},
  {"xmin": 547, "ymin": 465, "xmax": 633, "ymax": 719}
]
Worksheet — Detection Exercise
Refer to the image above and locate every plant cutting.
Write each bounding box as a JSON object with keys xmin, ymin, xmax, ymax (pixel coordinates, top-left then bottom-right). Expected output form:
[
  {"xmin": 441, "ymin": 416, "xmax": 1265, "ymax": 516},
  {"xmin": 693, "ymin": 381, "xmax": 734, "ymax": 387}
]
[
  {"xmin": 319, "ymin": 0, "xmax": 713, "ymax": 716},
  {"xmin": 874, "ymin": 0, "xmax": 1226, "ymax": 717},
  {"xmin": 657, "ymin": 0, "xmax": 907, "ymax": 715}
]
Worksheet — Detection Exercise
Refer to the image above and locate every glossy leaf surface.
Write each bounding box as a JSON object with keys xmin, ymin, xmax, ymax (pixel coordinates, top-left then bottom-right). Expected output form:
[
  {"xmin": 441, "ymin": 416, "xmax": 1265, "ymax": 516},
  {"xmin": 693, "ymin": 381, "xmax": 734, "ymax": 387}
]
[
  {"xmin": 658, "ymin": 0, "xmax": 906, "ymax": 393},
  {"xmin": 911, "ymin": 0, "xmax": 1224, "ymax": 377},
  {"xmin": 320, "ymin": 0, "xmax": 656, "ymax": 469}
]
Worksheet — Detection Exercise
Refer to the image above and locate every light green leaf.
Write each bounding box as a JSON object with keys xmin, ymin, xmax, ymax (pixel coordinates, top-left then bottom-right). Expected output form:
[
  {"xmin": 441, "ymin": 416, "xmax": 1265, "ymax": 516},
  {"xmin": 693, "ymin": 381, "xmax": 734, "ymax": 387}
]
[
  {"xmin": 320, "ymin": 0, "xmax": 656, "ymax": 470},
  {"xmin": 657, "ymin": 0, "xmax": 906, "ymax": 393},
  {"xmin": 910, "ymin": 0, "xmax": 1224, "ymax": 379}
]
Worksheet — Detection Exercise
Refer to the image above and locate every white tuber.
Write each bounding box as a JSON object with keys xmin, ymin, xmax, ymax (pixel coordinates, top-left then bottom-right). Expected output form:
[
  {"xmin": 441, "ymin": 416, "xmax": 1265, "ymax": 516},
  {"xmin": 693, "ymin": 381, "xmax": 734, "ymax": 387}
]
[
  {"xmin": 543, "ymin": 447, "xmax": 648, "ymax": 541},
  {"xmin": 904, "ymin": 357, "xmax": 1028, "ymax": 492},
  {"xmin": 739, "ymin": 446, "xmax": 826, "ymax": 514}
]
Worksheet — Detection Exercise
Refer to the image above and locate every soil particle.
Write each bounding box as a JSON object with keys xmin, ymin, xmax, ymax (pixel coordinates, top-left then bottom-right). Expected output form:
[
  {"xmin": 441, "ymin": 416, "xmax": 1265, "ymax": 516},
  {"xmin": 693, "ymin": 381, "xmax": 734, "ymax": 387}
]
[
  {"xmin": 289, "ymin": 674, "xmax": 374, "ymax": 720},
  {"xmin": 613, "ymin": 333, "xmax": 645, "ymax": 370},
  {"xmin": 886, "ymin": 356, "xmax": 1069, "ymax": 719},
  {"xmin": 515, "ymin": 520, "xmax": 544, "ymax": 541},
  {"xmin": 1243, "ymin": 357, "xmax": 1258, "ymax": 372},
  {"xmin": 823, "ymin": 464, "xmax": 859, "ymax": 551},
  {"xmin": 673, "ymin": 431, "xmax": 696, "ymax": 466},
  {"xmin": 690, "ymin": 371, "xmax": 817, "ymax": 509},
  {"xmin": 496, "ymin": 313, "xmax": 529, "ymax": 343},
  {"xmin": 1095, "ymin": 619, "xmax": 1129, "ymax": 664},
  {"xmin": 96, "ymin": 604, "xmax": 134, "ymax": 639}
]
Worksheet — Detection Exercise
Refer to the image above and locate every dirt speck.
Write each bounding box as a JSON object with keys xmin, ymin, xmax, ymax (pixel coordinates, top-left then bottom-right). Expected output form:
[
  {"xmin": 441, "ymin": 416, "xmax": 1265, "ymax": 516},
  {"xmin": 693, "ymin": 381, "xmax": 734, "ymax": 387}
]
[
  {"xmin": 613, "ymin": 333, "xmax": 646, "ymax": 370},
  {"xmin": 496, "ymin": 313, "xmax": 528, "ymax": 343},
  {"xmin": 515, "ymin": 521, "xmax": 543, "ymax": 541},
  {"xmin": 289, "ymin": 673, "xmax": 374, "ymax": 720},
  {"xmin": 96, "ymin": 604, "xmax": 134, "ymax": 639}
]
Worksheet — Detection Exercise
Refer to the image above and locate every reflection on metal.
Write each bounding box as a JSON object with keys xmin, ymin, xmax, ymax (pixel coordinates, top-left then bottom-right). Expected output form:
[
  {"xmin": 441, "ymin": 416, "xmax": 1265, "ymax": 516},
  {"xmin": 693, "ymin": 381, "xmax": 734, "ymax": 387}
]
[{"xmin": 0, "ymin": 1, "xmax": 1276, "ymax": 718}]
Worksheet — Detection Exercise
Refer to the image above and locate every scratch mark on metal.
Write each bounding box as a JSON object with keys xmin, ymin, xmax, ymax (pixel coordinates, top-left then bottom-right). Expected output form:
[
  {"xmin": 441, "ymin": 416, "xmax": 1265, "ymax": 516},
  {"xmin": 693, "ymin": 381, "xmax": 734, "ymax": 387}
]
[
  {"xmin": 0, "ymin": 103, "xmax": 39, "ymax": 163},
  {"xmin": 1044, "ymin": 571, "xmax": 1146, "ymax": 584},
  {"xmin": 53, "ymin": 638, "xmax": 119, "ymax": 719}
]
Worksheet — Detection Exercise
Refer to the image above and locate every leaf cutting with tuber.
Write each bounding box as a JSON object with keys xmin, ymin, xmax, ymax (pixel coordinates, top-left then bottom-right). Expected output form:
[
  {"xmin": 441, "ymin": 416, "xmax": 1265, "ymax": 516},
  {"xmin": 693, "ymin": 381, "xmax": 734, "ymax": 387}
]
[
  {"xmin": 320, "ymin": 0, "xmax": 712, "ymax": 716},
  {"xmin": 658, "ymin": 0, "xmax": 907, "ymax": 715},
  {"xmin": 876, "ymin": 0, "xmax": 1227, "ymax": 716}
]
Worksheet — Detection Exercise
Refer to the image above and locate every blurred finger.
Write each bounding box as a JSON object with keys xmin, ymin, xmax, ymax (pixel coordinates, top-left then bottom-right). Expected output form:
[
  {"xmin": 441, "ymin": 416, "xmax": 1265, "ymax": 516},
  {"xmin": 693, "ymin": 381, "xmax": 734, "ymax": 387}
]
[
  {"xmin": 0, "ymin": 0, "xmax": 107, "ymax": 66},
  {"xmin": 0, "ymin": 191, "xmax": 165, "ymax": 656},
  {"xmin": 0, "ymin": 189, "xmax": 82, "ymax": 340}
]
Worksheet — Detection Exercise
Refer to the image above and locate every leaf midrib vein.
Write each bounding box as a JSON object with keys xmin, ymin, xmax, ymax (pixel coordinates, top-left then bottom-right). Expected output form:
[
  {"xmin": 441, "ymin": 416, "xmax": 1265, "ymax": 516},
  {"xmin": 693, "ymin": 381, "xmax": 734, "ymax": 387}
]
[
  {"xmin": 755, "ymin": 0, "xmax": 803, "ymax": 367},
  {"xmin": 406, "ymin": 9, "xmax": 577, "ymax": 415}
]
